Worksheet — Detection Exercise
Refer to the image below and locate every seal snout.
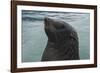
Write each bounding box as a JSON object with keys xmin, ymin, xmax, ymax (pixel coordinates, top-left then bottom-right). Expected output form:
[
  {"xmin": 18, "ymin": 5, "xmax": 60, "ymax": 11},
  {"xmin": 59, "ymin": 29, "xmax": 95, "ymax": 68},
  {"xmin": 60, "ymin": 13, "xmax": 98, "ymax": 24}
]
[
  {"xmin": 44, "ymin": 17, "xmax": 52, "ymax": 24},
  {"xmin": 44, "ymin": 17, "xmax": 51, "ymax": 28},
  {"xmin": 45, "ymin": 17, "xmax": 53, "ymax": 21}
]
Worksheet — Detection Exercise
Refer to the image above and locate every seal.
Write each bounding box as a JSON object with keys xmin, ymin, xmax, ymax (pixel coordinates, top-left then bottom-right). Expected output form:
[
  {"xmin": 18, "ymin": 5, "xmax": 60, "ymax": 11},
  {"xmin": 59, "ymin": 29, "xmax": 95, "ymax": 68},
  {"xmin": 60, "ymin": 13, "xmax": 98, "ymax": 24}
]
[{"xmin": 41, "ymin": 17, "xmax": 80, "ymax": 61}]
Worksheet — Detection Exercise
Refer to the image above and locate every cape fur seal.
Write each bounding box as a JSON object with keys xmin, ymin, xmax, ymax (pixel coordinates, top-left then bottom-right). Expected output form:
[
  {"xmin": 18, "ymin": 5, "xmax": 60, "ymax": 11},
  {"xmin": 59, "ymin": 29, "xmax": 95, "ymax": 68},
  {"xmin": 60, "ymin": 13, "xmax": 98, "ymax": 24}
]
[{"xmin": 41, "ymin": 17, "xmax": 80, "ymax": 61}]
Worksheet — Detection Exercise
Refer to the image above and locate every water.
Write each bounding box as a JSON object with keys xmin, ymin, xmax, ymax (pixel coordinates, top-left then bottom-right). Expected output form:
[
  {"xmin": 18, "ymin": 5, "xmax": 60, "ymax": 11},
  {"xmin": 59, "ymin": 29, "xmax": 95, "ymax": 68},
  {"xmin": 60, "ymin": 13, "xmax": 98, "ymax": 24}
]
[{"xmin": 22, "ymin": 10, "xmax": 90, "ymax": 62}]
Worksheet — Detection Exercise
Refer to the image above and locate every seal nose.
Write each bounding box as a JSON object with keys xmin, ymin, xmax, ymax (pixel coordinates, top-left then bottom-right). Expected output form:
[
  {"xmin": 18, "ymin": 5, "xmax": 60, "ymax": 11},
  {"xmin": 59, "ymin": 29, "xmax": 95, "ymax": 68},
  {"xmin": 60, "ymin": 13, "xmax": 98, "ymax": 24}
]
[
  {"xmin": 44, "ymin": 17, "xmax": 52, "ymax": 27},
  {"xmin": 44, "ymin": 17, "xmax": 48, "ymax": 28},
  {"xmin": 45, "ymin": 17, "xmax": 52, "ymax": 23}
]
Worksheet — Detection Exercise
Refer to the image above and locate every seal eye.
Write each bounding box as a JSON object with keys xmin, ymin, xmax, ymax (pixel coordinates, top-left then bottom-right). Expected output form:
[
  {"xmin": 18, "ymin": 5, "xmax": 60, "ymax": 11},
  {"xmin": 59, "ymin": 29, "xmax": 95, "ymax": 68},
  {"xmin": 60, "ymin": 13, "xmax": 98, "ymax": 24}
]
[{"xmin": 54, "ymin": 24, "xmax": 65, "ymax": 29}]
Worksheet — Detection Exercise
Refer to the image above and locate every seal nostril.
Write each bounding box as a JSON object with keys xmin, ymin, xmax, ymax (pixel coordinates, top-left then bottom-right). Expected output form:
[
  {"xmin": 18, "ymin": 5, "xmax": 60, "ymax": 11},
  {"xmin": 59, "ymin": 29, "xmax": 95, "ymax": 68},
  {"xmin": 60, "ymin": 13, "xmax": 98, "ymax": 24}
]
[
  {"xmin": 45, "ymin": 17, "xmax": 54, "ymax": 27},
  {"xmin": 45, "ymin": 17, "xmax": 51, "ymax": 22}
]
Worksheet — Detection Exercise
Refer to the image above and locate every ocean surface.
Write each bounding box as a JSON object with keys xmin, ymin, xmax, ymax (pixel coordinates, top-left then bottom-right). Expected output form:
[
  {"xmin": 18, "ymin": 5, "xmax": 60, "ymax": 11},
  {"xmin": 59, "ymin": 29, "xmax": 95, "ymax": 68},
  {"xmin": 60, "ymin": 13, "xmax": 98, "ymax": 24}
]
[{"xmin": 22, "ymin": 10, "xmax": 90, "ymax": 62}]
